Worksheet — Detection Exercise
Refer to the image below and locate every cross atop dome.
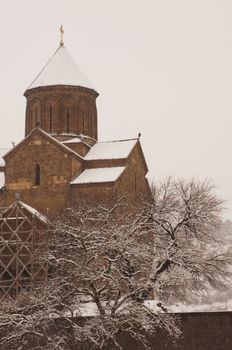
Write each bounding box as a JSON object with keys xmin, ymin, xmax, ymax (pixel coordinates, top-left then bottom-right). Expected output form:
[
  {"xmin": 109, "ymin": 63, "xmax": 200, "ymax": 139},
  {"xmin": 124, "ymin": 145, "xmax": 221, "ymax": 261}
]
[{"xmin": 60, "ymin": 25, "xmax": 64, "ymax": 47}]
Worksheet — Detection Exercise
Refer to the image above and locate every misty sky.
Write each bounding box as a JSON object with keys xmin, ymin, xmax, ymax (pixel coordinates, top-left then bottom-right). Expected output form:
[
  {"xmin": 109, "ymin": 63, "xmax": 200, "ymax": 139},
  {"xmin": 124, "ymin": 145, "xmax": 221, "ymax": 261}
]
[{"xmin": 0, "ymin": 0, "xmax": 232, "ymax": 218}]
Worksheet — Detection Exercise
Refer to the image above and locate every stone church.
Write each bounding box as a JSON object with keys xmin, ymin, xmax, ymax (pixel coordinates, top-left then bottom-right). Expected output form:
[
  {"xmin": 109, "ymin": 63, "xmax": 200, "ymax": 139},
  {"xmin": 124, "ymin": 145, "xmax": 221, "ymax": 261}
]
[
  {"xmin": 0, "ymin": 35, "xmax": 150, "ymax": 215},
  {"xmin": 0, "ymin": 32, "xmax": 151, "ymax": 297}
]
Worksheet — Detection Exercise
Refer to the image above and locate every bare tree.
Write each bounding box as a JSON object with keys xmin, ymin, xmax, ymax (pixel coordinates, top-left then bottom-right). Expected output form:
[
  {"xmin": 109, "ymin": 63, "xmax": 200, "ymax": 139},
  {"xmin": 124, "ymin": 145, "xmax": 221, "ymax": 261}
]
[
  {"xmin": 147, "ymin": 178, "xmax": 232, "ymax": 302},
  {"xmin": 0, "ymin": 178, "xmax": 231, "ymax": 350},
  {"xmin": 0, "ymin": 201, "xmax": 179, "ymax": 349}
]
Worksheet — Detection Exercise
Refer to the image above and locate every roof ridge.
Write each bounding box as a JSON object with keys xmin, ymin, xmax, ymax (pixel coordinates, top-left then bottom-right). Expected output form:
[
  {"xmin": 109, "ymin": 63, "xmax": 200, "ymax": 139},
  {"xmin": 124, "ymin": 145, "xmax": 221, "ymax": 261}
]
[
  {"xmin": 97, "ymin": 138, "xmax": 138, "ymax": 144},
  {"xmin": 3, "ymin": 128, "xmax": 84, "ymax": 161}
]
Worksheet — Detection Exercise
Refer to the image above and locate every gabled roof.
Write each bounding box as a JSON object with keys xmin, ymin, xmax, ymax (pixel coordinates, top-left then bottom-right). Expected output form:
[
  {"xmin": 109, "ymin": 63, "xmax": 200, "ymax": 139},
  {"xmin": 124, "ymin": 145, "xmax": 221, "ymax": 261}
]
[
  {"xmin": 27, "ymin": 46, "xmax": 94, "ymax": 91},
  {"xmin": 84, "ymin": 139, "xmax": 138, "ymax": 161},
  {"xmin": 71, "ymin": 166, "xmax": 126, "ymax": 185},
  {"xmin": 3, "ymin": 128, "xmax": 84, "ymax": 163}
]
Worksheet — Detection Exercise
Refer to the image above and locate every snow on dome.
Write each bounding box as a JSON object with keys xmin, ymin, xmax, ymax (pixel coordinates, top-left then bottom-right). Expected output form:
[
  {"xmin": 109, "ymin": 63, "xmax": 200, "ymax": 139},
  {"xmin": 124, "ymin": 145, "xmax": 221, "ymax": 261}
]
[
  {"xmin": 71, "ymin": 166, "xmax": 126, "ymax": 184},
  {"xmin": 84, "ymin": 139, "xmax": 137, "ymax": 161},
  {"xmin": 27, "ymin": 46, "xmax": 94, "ymax": 90}
]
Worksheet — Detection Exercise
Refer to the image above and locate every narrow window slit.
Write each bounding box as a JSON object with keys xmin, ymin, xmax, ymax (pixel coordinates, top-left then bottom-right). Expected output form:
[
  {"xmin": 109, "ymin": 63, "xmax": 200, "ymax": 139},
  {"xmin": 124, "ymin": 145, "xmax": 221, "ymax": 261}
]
[
  {"xmin": 67, "ymin": 108, "xmax": 70, "ymax": 133},
  {"xmin": 49, "ymin": 106, "xmax": 52, "ymax": 132},
  {"xmin": 34, "ymin": 164, "xmax": 40, "ymax": 186}
]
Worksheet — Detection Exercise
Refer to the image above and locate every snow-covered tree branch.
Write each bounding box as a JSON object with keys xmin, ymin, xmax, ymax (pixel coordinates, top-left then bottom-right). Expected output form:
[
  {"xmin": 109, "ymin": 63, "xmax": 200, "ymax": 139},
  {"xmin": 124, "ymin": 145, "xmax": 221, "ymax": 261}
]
[
  {"xmin": 147, "ymin": 178, "xmax": 232, "ymax": 302},
  {"xmin": 0, "ymin": 178, "xmax": 231, "ymax": 349}
]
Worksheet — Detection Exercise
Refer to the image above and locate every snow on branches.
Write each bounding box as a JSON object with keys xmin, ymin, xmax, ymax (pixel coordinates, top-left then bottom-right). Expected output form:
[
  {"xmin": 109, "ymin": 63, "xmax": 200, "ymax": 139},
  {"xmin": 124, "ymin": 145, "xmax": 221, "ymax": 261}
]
[
  {"xmin": 148, "ymin": 178, "xmax": 232, "ymax": 302},
  {"xmin": 0, "ymin": 178, "xmax": 231, "ymax": 349}
]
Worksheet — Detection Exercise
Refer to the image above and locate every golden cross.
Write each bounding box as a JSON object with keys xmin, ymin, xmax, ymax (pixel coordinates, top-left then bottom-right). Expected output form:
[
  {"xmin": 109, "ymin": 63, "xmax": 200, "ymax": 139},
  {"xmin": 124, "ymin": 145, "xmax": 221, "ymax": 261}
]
[{"xmin": 60, "ymin": 25, "xmax": 64, "ymax": 47}]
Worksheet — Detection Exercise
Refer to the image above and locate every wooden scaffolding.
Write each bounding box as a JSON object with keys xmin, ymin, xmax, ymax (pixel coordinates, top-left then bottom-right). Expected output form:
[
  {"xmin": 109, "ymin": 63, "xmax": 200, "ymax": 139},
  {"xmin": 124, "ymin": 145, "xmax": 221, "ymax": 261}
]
[{"xmin": 0, "ymin": 201, "xmax": 48, "ymax": 299}]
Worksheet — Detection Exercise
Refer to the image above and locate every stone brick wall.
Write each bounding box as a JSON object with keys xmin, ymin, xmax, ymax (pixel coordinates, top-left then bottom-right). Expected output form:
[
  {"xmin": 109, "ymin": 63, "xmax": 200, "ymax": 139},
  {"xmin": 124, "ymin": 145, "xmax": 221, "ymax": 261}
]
[
  {"xmin": 63, "ymin": 141, "xmax": 90, "ymax": 157},
  {"xmin": 0, "ymin": 189, "xmax": 4, "ymax": 207},
  {"xmin": 115, "ymin": 142, "xmax": 151, "ymax": 204},
  {"xmin": 172, "ymin": 311, "xmax": 232, "ymax": 350},
  {"xmin": 2, "ymin": 130, "xmax": 151, "ymax": 215},
  {"xmin": 4, "ymin": 131, "xmax": 82, "ymax": 215},
  {"xmin": 146, "ymin": 311, "xmax": 232, "ymax": 350},
  {"xmin": 70, "ymin": 182, "xmax": 114, "ymax": 206},
  {"xmin": 24, "ymin": 85, "xmax": 98, "ymax": 140},
  {"xmin": 113, "ymin": 311, "xmax": 232, "ymax": 350},
  {"xmin": 70, "ymin": 142, "xmax": 151, "ymax": 208},
  {"xmin": 75, "ymin": 311, "xmax": 232, "ymax": 350}
]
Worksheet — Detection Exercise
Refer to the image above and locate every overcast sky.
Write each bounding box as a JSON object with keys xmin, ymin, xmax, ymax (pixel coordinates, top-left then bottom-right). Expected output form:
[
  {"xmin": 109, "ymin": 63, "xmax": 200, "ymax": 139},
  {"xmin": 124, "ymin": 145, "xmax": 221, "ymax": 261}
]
[{"xmin": 0, "ymin": 0, "xmax": 232, "ymax": 218}]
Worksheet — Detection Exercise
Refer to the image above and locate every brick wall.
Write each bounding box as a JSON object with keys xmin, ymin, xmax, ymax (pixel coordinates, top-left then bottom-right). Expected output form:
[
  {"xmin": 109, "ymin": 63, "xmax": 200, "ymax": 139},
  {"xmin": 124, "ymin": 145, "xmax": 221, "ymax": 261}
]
[
  {"xmin": 169, "ymin": 311, "xmax": 232, "ymax": 350},
  {"xmin": 117, "ymin": 311, "xmax": 232, "ymax": 350},
  {"xmin": 24, "ymin": 85, "xmax": 98, "ymax": 140},
  {"xmin": 3, "ymin": 131, "xmax": 82, "ymax": 214},
  {"xmin": 114, "ymin": 142, "xmax": 151, "ymax": 204},
  {"xmin": 0, "ymin": 189, "xmax": 4, "ymax": 207}
]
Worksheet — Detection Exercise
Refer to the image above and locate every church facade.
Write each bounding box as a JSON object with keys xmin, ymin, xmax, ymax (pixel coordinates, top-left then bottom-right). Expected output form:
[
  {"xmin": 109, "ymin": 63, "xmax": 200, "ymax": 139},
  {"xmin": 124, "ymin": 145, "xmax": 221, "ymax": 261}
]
[{"xmin": 0, "ymin": 39, "xmax": 150, "ymax": 215}]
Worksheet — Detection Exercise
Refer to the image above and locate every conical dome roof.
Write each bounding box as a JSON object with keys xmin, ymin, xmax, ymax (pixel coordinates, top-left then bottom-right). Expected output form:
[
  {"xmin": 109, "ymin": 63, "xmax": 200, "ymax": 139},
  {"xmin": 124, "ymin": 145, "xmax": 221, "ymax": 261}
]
[{"xmin": 27, "ymin": 46, "xmax": 94, "ymax": 90}]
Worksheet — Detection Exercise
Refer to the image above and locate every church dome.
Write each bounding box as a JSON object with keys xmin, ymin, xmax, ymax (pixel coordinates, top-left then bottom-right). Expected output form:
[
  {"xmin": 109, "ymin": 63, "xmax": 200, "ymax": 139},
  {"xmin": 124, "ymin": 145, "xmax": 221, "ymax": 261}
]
[
  {"xmin": 24, "ymin": 30, "xmax": 98, "ymax": 140},
  {"xmin": 27, "ymin": 45, "xmax": 94, "ymax": 91}
]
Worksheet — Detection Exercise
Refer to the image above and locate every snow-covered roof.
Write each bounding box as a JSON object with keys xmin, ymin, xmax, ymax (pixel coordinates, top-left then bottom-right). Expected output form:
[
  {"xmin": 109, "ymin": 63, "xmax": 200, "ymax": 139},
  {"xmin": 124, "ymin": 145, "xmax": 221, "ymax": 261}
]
[
  {"xmin": 84, "ymin": 139, "xmax": 137, "ymax": 161},
  {"xmin": 18, "ymin": 201, "xmax": 48, "ymax": 224},
  {"xmin": 0, "ymin": 173, "xmax": 4, "ymax": 188},
  {"xmin": 62, "ymin": 137, "xmax": 82, "ymax": 144},
  {"xmin": 0, "ymin": 148, "xmax": 10, "ymax": 166},
  {"xmin": 0, "ymin": 157, "xmax": 4, "ymax": 166},
  {"xmin": 27, "ymin": 46, "xmax": 94, "ymax": 90},
  {"xmin": 0, "ymin": 148, "xmax": 9, "ymax": 188},
  {"xmin": 71, "ymin": 166, "xmax": 125, "ymax": 184}
]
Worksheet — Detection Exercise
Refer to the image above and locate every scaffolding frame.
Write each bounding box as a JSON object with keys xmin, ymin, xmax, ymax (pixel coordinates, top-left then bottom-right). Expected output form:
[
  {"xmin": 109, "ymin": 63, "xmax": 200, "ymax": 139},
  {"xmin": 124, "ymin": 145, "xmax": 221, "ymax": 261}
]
[{"xmin": 0, "ymin": 202, "xmax": 47, "ymax": 299}]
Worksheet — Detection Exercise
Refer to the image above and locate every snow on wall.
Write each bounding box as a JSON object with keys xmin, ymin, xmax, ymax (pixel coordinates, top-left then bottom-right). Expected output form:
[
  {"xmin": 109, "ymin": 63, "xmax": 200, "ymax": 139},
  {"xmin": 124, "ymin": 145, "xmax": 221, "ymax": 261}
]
[
  {"xmin": 28, "ymin": 46, "xmax": 94, "ymax": 90},
  {"xmin": 71, "ymin": 166, "xmax": 126, "ymax": 184},
  {"xmin": 145, "ymin": 300, "xmax": 232, "ymax": 313},
  {"xmin": 84, "ymin": 139, "xmax": 137, "ymax": 160}
]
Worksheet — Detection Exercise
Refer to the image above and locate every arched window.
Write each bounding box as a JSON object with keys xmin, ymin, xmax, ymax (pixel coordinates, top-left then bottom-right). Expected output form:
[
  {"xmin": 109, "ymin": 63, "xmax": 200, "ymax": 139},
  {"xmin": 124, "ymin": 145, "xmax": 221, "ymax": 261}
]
[
  {"xmin": 82, "ymin": 110, "xmax": 85, "ymax": 134},
  {"xmin": 88, "ymin": 113, "xmax": 91, "ymax": 137},
  {"xmin": 44, "ymin": 98, "xmax": 58, "ymax": 133},
  {"xmin": 35, "ymin": 108, "xmax": 40, "ymax": 127},
  {"xmin": 49, "ymin": 106, "xmax": 52, "ymax": 132},
  {"xmin": 30, "ymin": 100, "xmax": 41, "ymax": 130},
  {"xmin": 67, "ymin": 108, "xmax": 70, "ymax": 133},
  {"xmin": 34, "ymin": 164, "xmax": 40, "ymax": 186}
]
